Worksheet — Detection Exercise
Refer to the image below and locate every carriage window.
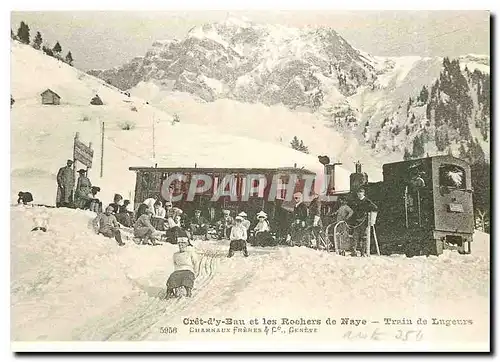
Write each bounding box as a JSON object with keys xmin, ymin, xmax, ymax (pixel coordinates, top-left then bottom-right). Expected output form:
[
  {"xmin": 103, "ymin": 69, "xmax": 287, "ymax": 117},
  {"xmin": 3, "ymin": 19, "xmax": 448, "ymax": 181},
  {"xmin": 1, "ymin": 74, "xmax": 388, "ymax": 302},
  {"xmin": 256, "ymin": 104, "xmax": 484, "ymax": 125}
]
[{"xmin": 439, "ymin": 164, "xmax": 466, "ymax": 189}]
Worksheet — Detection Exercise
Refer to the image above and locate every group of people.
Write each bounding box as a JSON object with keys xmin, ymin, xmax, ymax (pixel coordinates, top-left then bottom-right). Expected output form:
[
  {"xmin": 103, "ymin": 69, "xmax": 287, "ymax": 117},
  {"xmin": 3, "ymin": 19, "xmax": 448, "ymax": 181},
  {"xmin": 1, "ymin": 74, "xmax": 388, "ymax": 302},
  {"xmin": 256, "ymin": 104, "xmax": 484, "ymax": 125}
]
[
  {"xmin": 288, "ymin": 187, "xmax": 378, "ymax": 257},
  {"xmin": 56, "ymin": 159, "xmax": 102, "ymax": 212}
]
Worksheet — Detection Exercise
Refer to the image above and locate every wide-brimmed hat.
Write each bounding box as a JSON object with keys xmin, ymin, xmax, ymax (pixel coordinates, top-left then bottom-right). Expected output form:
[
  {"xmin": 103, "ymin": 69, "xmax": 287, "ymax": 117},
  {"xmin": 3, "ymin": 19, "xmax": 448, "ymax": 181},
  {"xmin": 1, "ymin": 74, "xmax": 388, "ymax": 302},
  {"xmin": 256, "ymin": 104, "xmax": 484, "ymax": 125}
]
[
  {"xmin": 235, "ymin": 216, "xmax": 244, "ymax": 221},
  {"xmin": 165, "ymin": 201, "xmax": 173, "ymax": 207},
  {"xmin": 222, "ymin": 209, "xmax": 230, "ymax": 215},
  {"xmin": 77, "ymin": 169, "xmax": 86, "ymax": 174},
  {"xmin": 256, "ymin": 211, "xmax": 267, "ymax": 219},
  {"xmin": 237, "ymin": 211, "xmax": 247, "ymax": 217},
  {"xmin": 194, "ymin": 209, "xmax": 201, "ymax": 213}
]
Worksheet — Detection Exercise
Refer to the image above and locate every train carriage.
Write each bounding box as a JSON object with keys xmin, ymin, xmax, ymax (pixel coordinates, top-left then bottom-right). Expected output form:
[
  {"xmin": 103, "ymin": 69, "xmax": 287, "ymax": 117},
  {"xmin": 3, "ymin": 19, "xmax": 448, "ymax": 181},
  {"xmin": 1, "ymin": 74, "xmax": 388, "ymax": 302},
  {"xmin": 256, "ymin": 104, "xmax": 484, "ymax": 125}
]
[{"xmin": 129, "ymin": 166, "xmax": 316, "ymax": 223}]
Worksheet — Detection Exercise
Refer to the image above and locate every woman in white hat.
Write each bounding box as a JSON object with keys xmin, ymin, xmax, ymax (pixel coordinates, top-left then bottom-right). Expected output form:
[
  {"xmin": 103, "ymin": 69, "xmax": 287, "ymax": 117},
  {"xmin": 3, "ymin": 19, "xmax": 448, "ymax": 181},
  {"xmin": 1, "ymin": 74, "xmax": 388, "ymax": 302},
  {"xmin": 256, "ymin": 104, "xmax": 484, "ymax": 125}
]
[
  {"xmin": 228, "ymin": 216, "xmax": 249, "ymax": 257},
  {"xmin": 252, "ymin": 211, "xmax": 275, "ymax": 247},
  {"xmin": 237, "ymin": 211, "xmax": 251, "ymax": 230},
  {"xmin": 166, "ymin": 230, "xmax": 199, "ymax": 298}
]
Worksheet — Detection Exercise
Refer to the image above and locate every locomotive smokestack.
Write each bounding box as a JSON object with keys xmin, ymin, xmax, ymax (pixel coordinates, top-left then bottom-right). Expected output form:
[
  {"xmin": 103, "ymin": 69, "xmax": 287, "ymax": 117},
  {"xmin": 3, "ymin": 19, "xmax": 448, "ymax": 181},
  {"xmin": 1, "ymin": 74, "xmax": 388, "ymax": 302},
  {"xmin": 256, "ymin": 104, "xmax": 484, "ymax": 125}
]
[{"xmin": 355, "ymin": 161, "xmax": 362, "ymax": 173}]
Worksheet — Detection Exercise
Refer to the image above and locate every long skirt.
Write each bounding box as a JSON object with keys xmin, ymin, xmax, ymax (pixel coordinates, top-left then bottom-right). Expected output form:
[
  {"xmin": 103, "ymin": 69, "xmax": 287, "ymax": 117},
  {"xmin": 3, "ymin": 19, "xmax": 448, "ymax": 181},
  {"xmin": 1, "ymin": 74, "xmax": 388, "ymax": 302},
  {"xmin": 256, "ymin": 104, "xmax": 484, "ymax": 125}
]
[
  {"xmin": 229, "ymin": 239, "xmax": 247, "ymax": 251},
  {"xmin": 253, "ymin": 231, "xmax": 275, "ymax": 247},
  {"xmin": 166, "ymin": 270, "xmax": 195, "ymax": 289}
]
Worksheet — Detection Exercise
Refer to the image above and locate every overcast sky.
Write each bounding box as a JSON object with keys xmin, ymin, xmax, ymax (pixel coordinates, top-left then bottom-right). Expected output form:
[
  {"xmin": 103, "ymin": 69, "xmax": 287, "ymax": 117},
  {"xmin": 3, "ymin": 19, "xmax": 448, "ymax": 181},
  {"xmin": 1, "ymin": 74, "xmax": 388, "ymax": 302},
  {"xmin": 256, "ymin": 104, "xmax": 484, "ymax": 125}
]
[{"xmin": 11, "ymin": 11, "xmax": 490, "ymax": 70}]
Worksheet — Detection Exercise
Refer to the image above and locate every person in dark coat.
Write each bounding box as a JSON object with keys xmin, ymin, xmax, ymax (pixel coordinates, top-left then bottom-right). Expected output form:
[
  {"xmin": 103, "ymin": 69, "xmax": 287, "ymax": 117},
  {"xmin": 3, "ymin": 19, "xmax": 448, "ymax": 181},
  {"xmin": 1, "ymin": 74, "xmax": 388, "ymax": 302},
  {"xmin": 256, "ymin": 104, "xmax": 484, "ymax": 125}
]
[
  {"xmin": 290, "ymin": 192, "xmax": 308, "ymax": 244},
  {"xmin": 349, "ymin": 187, "xmax": 378, "ymax": 256},
  {"xmin": 189, "ymin": 209, "xmax": 208, "ymax": 239},
  {"xmin": 17, "ymin": 191, "xmax": 33, "ymax": 205},
  {"xmin": 307, "ymin": 193, "xmax": 322, "ymax": 228},
  {"xmin": 56, "ymin": 160, "xmax": 75, "ymax": 207},
  {"xmin": 165, "ymin": 230, "xmax": 199, "ymax": 298},
  {"xmin": 74, "ymin": 169, "xmax": 92, "ymax": 209}
]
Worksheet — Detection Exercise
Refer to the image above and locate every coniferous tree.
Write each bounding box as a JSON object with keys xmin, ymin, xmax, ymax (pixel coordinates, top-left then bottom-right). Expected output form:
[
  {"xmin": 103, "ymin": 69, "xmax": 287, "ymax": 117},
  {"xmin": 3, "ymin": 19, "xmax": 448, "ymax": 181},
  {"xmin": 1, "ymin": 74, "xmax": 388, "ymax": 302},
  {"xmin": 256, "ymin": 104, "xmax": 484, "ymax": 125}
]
[
  {"xmin": 42, "ymin": 45, "xmax": 54, "ymax": 56},
  {"xmin": 403, "ymin": 147, "xmax": 412, "ymax": 160},
  {"xmin": 65, "ymin": 51, "xmax": 74, "ymax": 66},
  {"xmin": 16, "ymin": 21, "xmax": 30, "ymax": 44},
  {"xmin": 32, "ymin": 31, "xmax": 42, "ymax": 50},
  {"xmin": 53, "ymin": 41, "xmax": 62, "ymax": 55},
  {"xmin": 290, "ymin": 136, "xmax": 309, "ymax": 154},
  {"xmin": 10, "ymin": 29, "xmax": 16, "ymax": 40},
  {"xmin": 412, "ymin": 135, "xmax": 425, "ymax": 159}
]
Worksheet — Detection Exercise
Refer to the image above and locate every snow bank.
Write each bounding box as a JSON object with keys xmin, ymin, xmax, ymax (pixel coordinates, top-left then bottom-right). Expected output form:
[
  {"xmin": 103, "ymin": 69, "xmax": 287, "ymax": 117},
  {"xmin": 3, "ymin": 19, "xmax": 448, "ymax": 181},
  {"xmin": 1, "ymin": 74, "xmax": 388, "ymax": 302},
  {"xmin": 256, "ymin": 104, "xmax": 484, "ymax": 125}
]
[{"xmin": 11, "ymin": 204, "xmax": 489, "ymax": 345}]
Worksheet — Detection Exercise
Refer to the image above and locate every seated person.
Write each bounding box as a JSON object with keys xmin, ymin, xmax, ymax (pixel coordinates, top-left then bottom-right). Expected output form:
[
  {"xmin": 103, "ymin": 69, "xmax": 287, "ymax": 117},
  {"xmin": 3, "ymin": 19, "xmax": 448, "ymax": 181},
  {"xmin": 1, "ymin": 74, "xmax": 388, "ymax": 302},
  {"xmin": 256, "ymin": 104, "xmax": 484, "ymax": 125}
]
[
  {"xmin": 217, "ymin": 209, "xmax": 234, "ymax": 239},
  {"xmin": 17, "ymin": 191, "xmax": 33, "ymax": 205},
  {"xmin": 151, "ymin": 200, "xmax": 167, "ymax": 231},
  {"xmin": 164, "ymin": 210, "xmax": 184, "ymax": 244},
  {"xmin": 133, "ymin": 209, "xmax": 161, "ymax": 245},
  {"xmin": 92, "ymin": 205, "xmax": 125, "ymax": 246},
  {"xmin": 228, "ymin": 216, "xmax": 249, "ymax": 258},
  {"xmin": 165, "ymin": 230, "xmax": 199, "ymax": 298},
  {"xmin": 252, "ymin": 211, "xmax": 275, "ymax": 247},
  {"xmin": 88, "ymin": 186, "xmax": 102, "ymax": 213},
  {"xmin": 189, "ymin": 209, "xmax": 208, "ymax": 239}
]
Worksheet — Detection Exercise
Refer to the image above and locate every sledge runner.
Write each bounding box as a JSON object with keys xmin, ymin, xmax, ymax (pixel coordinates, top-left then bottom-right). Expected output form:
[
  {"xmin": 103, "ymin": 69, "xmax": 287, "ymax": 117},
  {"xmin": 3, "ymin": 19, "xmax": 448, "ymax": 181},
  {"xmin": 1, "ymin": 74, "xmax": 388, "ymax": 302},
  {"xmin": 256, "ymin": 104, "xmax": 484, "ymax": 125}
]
[
  {"xmin": 166, "ymin": 230, "xmax": 199, "ymax": 298},
  {"xmin": 228, "ymin": 216, "xmax": 249, "ymax": 257}
]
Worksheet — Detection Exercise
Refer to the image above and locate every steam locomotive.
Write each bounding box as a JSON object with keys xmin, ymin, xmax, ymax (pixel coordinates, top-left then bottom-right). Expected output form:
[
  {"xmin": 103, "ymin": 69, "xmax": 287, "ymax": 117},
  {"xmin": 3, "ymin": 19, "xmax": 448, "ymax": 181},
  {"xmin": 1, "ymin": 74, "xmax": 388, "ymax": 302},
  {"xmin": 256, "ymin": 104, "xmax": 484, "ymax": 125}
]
[{"xmin": 360, "ymin": 155, "xmax": 474, "ymax": 256}]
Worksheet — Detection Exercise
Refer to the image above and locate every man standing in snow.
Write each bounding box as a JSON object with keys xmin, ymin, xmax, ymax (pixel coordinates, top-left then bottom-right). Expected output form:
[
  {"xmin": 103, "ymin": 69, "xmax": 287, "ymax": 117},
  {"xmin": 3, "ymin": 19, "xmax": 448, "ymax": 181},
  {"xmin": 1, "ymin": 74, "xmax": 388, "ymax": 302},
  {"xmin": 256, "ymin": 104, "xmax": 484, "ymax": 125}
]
[
  {"xmin": 349, "ymin": 187, "xmax": 377, "ymax": 256},
  {"xmin": 92, "ymin": 205, "xmax": 125, "ymax": 246},
  {"xmin": 290, "ymin": 192, "xmax": 308, "ymax": 244},
  {"xmin": 56, "ymin": 159, "xmax": 75, "ymax": 208}
]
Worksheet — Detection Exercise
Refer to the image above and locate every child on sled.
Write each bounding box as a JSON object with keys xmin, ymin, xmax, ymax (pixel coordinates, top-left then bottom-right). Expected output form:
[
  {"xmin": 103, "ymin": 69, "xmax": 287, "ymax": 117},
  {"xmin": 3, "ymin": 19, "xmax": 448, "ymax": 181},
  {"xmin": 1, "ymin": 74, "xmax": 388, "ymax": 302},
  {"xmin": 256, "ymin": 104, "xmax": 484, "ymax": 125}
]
[{"xmin": 166, "ymin": 230, "xmax": 199, "ymax": 298}]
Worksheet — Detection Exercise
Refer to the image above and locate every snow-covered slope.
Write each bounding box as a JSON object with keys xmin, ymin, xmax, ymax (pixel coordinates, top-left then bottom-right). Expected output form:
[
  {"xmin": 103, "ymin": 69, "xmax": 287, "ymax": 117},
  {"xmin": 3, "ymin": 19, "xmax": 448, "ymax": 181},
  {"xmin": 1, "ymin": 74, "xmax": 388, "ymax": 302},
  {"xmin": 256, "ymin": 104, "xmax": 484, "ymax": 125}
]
[
  {"xmin": 10, "ymin": 41, "xmax": 353, "ymax": 207},
  {"xmin": 11, "ymin": 205, "xmax": 490, "ymax": 349}
]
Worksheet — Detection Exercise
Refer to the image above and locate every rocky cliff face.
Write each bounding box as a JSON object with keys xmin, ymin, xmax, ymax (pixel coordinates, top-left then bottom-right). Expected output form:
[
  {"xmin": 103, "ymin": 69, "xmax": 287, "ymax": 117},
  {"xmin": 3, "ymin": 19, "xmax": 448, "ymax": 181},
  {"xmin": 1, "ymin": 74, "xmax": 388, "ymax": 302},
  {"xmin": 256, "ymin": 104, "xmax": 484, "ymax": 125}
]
[{"xmin": 88, "ymin": 18, "xmax": 490, "ymax": 162}]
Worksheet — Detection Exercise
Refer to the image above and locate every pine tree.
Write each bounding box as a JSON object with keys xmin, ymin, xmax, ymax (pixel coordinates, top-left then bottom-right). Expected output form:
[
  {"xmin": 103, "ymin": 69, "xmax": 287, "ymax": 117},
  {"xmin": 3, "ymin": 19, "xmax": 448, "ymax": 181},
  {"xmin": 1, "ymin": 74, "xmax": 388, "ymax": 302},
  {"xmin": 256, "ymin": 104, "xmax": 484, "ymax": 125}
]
[
  {"xmin": 10, "ymin": 29, "xmax": 16, "ymax": 40},
  {"xmin": 418, "ymin": 85, "xmax": 429, "ymax": 103},
  {"xmin": 32, "ymin": 31, "xmax": 42, "ymax": 50},
  {"xmin": 403, "ymin": 147, "xmax": 412, "ymax": 160},
  {"xmin": 16, "ymin": 21, "xmax": 30, "ymax": 44},
  {"xmin": 412, "ymin": 135, "xmax": 425, "ymax": 159},
  {"xmin": 42, "ymin": 45, "xmax": 54, "ymax": 57},
  {"xmin": 290, "ymin": 136, "xmax": 309, "ymax": 154},
  {"xmin": 53, "ymin": 41, "xmax": 62, "ymax": 55},
  {"xmin": 65, "ymin": 51, "xmax": 74, "ymax": 65}
]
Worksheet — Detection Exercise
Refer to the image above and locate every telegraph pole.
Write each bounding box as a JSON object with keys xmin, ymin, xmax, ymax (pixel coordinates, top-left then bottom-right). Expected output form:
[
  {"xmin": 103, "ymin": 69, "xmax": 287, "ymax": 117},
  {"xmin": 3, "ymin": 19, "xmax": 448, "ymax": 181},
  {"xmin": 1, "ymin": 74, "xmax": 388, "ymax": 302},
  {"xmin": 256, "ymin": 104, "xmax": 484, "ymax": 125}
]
[
  {"xmin": 100, "ymin": 121, "xmax": 105, "ymax": 178},
  {"xmin": 152, "ymin": 115, "xmax": 156, "ymax": 162}
]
